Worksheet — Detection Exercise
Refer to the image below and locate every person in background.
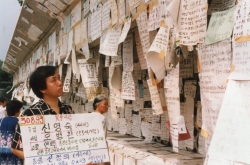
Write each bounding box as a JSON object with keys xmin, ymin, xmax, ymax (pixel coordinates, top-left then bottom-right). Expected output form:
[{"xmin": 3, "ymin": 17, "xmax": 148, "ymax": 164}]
[
  {"xmin": 10, "ymin": 66, "xmax": 94, "ymax": 165},
  {"xmin": 0, "ymin": 100, "xmax": 23, "ymax": 165},
  {"xmin": 93, "ymin": 95, "xmax": 109, "ymax": 137},
  {"xmin": 0, "ymin": 97, "xmax": 7, "ymax": 119},
  {"xmin": 93, "ymin": 95, "xmax": 110, "ymax": 165}
]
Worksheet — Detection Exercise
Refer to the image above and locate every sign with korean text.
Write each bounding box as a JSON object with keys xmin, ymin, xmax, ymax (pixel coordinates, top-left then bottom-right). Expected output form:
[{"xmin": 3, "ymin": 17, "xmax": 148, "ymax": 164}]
[{"xmin": 20, "ymin": 113, "xmax": 109, "ymax": 165}]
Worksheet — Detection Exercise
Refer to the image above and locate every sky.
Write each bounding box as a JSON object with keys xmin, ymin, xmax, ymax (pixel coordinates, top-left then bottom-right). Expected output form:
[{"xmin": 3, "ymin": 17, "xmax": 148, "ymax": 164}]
[{"xmin": 0, "ymin": 0, "xmax": 21, "ymax": 61}]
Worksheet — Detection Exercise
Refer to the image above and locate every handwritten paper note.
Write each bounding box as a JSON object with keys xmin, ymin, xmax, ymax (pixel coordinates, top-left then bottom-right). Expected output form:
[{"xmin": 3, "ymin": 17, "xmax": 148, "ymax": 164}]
[
  {"xmin": 179, "ymin": 53, "xmax": 193, "ymax": 78},
  {"xmin": 164, "ymin": 63, "xmax": 179, "ymax": 89},
  {"xmin": 128, "ymin": 0, "xmax": 140, "ymax": 11},
  {"xmin": 170, "ymin": 124, "xmax": 179, "ymax": 152},
  {"xmin": 115, "ymin": 0, "xmax": 124, "ymax": 25},
  {"xmin": 197, "ymin": 38, "xmax": 232, "ymax": 91},
  {"xmin": 147, "ymin": 79, "xmax": 163, "ymax": 115},
  {"xmin": 147, "ymin": 25, "xmax": 170, "ymax": 81},
  {"xmin": 159, "ymin": 0, "xmax": 181, "ymax": 28},
  {"xmin": 123, "ymin": 33, "xmax": 133, "ymax": 71},
  {"xmin": 71, "ymin": 1, "xmax": 81, "ymax": 29},
  {"xmin": 177, "ymin": 0, "xmax": 207, "ymax": 45},
  {"xmin": 111, "ymin": 45, "xmax": 122, "ymax": 66},
  {"xmin": 111, "ymin": 65, "xmax": 122, "ymax": 93},
  {"xmin": 234, "ymin": 0, "xmax": 250, "ymax": 40},
  {"xmin": 78, "ymin": 60, "xmax": 99, "ymax": 87},
  {"xmin": 135, "ymin": 29, "xmax": 148, "ymax": 70},
  {"xmin": 91, "ymin": 5, "xmax": 102, "ymax": 41},
  {"xmin": 200, "ymin": 92, "xmax": 224, "ymax": 138},
  {"xmin": 165, "ymin": 88, "xmax": 180, "ymax": 125},
  {"xmin": 108, "ymin": 0, "xmax": 118, "ymax": 26},
  {"xmin": 118, "ymin": 18, "xmax": 131, "ymax": 44},
  {"xmin": 132, "ymin": 115, "xmax": 142, "ymax": 137},
  {"xmin": 228, "ymin": 41, "xmax": 250, "ymax": 80},
  {"xmin": 121, "ymin": 72, "xmax": 135, "ymax": 100},
  {"xmin": 148, "ymin": 4, "xmax": 161, "ymax": 31},
  {"xmin": 63, "ymin": 64, "xmax": 71, "ymax": 92},
  {"xmin": 83, "ymin": 0, "xmax": 90, "ymax": 18},
  {"xmin": 180, "ymin": 98, "xmax": 194, "ymax": 125},
  {"xmin": 136, "ymin": 11, "xmax": 151, "ymax": 58},
  {"xmin": 205, "ymin": 6, "xmax": 235, "ymax": 45},
  {"xmin": 102, "ymin": 2, "xmax": 110, "ymax": 31},
  {"xmin": 20, "ymin": 113, "xmax": 109, "ymax": 165},
  {"xmin": 99, "ymin": 26, "xmax": 121, "ymax": 56},
  {"xmin": 208, "ymin": 80, "xmax": 250, "ymax": 164}
]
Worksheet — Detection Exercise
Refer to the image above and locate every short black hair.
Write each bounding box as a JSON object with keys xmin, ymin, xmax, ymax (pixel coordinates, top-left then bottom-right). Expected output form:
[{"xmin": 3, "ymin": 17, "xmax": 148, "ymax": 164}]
[
  {"xmin": 0, "ymin": 97, "xmax": 6, "ymax": 103},
  {"xmin": 29, "ymin": 66, "xmax": 57, "ymax": 98},
  {"xmin": 6, "ymin": 100, "xmax": 23, "ymax": 116}
]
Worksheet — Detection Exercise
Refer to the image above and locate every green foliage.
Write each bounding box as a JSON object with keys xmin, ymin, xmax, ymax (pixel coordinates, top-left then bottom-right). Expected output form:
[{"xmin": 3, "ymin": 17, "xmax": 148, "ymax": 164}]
[{"xmin": 17, "ymin": 0, "xmax": 23, "ymax": 6}]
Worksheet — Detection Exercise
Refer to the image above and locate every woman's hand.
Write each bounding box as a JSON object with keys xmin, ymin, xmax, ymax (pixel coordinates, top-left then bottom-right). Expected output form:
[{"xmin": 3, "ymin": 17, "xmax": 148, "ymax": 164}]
[{"xmin": 86, "ymin": 162, "xmax": 95, "ymax": 165}]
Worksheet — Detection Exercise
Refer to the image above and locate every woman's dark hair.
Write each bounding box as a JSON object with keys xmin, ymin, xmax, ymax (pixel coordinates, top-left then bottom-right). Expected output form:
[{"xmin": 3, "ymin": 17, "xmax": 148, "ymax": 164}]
[
  {"xmin": 29, "ymin": 66, "xmax": 57, "ymax": 98},
  {"xmin": 93, "ymin": 95, "xmax": 107, "ymax": 110},
  {"xmin": 6, "ymin": 100, "xmax": 23, "ymax": 116},
  {"xmin": 0, "ymin": 97, "xmax": 6, "ymax": 103}
]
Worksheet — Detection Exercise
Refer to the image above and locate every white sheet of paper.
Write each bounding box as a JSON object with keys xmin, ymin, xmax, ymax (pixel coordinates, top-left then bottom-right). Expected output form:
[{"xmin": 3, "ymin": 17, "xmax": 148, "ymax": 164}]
[
  {"xmin": 118, "ymin": 0, "xmax": 126, "ymax": 24},
  {"xmin": 135, "ymin": 29, "xmax": 148, "ymax": 70},
  {"xmin": 118, "ymin": 18, "xmax": 131, "ymax": 44},
  {"xmin": 63, "ymin": 64, "xmax": 71, "ymax": 92},
  {"xmin": 228, "ymin": 41, "xmax": 250, "ymax": 80},
  {"xmin": 83, "ymin": 0, "xmax": 90, "ymax": 18},
  {"xmin": 20, "ymin": 114, "xmax": 109, "ymax": 164},
  {"xmin": 164, "ymin": 63, "xmax": 179, "ymax": 89},
  {"xmin": 78, "ymin": 60, "xmax": 99, "ymax": 87},
  {"xmin": 91, "ymin": 5, "xmax": 102, "ymax": 41},
  {"xmin": 208, "ymin": 80, "xmax": 250, "ymax": 164},
  {"xmin": 121, "ymin": 71, "xmax": 135, "ymax": 100},
  {"xmin": 71, "ymin": 1, "xmax": 81, "ymax": 28},
  {"xmin": 165, "ymin": 88, "xmax": 180, "ymax": 125},
  {"xmin": 64, "ymin": 30, "xmax": 73, "ymax": 64},
  {"xmin": 147, "ymin": 25, "xmax": 170, "ymax": 81},
  {"xmin": 123, "ymin": 33, "xmax": 133, "ymax": 71},
  {"xmin": 197, "ymin": 38, "xmax": 232, "ymax": 91},
  {"xmin": 147, "ymin": 79, "xmax": 163, "ymax": 115},
  {"xmin": 111, "ymin": 65, "xmax": 122, "ymax": 93},
  {"xmin": 141, "ymin": 121, "xmax": 153, "ymax": 141},
  {"xmin": 160, "ymin": 0, "xmax": 181, "ymax": 28},
  {"xmin": 170, "ymin": 124, "xmax": 179, "ymax": 152},
  {"xmin": 111, "ymin": 45, "xmax": 122, "ymax": 66},
  {"xmin": 176, "ymin": 116, "xmax": 187, "ymax": 134},
  {"xmin": 148, "ymin": 4, "xmax": 161, "ymax": 31},
  {"xmin": 136, "ymin": 10, "xmax": 151, "ymax": 58},
  {"xmin": 99, "ymin": 26, "xmax": 121, "ymax": 56},
  {"xmin": 177, "ymin": 0, "xmax": 207, "ymax": 45},
  {"xmin": 108, "ymin": 0, "xmax": 118, "ymax": 26},
  {"xmin": 200, "ymin": 92, "xmax": 224, "ymax": 138},
  {"xmin": 102, "ymin": 2, "xmax": 110, "ymax": 31},
  {"xmin": 233, "ymin": 0, "xmax": 250, "ymax": 40}
]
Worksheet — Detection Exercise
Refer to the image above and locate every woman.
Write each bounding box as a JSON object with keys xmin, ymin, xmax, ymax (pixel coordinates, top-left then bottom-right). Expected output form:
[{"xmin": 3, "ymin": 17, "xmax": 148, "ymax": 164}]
[
  {"xmin": 93, "ymin": 95, "xmax": 110, "ymax": 165},
  {"xmin": 93, "ymin": 95, "xmax": 109, "ymax": 137},
  {"xmin": 0, "ymin": 100, "xmax": 23, "ymax": 165}
]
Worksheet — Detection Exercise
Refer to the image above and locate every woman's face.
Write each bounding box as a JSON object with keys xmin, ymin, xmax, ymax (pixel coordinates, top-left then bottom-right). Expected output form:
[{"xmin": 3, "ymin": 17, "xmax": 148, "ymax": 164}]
[{"xmin": 97, "ymin": 99, "xmax": 109, "ymax": 114}]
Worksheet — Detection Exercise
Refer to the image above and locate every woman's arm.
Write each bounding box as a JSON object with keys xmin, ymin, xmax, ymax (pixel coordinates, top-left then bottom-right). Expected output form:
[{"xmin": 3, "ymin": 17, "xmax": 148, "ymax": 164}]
[{"xmin": 11, "ymin": 148, "xmax": 24, "ymax": 159}]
